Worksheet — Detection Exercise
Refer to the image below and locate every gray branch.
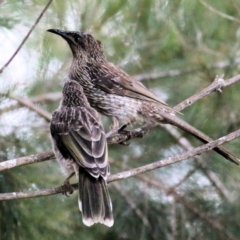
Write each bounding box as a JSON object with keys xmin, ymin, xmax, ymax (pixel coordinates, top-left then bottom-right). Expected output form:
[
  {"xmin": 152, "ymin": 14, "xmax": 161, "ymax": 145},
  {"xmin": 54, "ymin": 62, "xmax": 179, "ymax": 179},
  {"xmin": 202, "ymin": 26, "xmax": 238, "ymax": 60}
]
[{"xmin": 1, "ymin": 128, "xmax": 240, "ymax": 201}]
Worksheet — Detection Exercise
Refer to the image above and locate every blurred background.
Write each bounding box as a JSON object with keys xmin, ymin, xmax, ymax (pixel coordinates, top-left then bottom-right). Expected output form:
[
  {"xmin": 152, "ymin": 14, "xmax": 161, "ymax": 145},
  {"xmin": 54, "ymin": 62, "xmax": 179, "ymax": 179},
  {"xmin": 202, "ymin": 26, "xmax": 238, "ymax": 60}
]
[{"xmin": 1, "ymin": 0, "xmax": 240, "ymax": 239}]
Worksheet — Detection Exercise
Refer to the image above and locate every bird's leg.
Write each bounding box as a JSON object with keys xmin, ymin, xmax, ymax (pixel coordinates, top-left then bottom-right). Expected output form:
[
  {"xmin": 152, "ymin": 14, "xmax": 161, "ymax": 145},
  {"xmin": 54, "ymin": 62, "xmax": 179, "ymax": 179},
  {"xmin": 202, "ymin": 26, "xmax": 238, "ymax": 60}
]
[
  {"xmin": 118, "ymin": 124, "xmax": 128, "ymax": 132},
  {"xmin": 109, "ymin": 117, "xmax": 120, "ymax": 131},
  {"xmin": 118, "ymin": 123, "xmax": 155, "ymax": 145},
  {"xmin": 63, "ymin": 172, "xmax": 75, "ymax": 196},
  {"xmin": 117, "ymin": 123, "xmax": 132, "ymax": 145},
  {"xmin": 106, "ymin": 117, "xmax": 122, "ymax": 138}
]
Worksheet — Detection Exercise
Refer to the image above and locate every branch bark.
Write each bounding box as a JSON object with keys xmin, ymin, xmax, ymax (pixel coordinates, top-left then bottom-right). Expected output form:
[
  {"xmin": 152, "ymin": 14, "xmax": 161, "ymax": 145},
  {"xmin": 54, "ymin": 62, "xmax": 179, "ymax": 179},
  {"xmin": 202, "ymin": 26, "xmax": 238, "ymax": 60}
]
[
  {"xmin": 0, "ymin": 0, "xmax": 53, "ymax": 74},
  {"xmin": 9, "ymin": 94, "xmax": 52, "ymax": 122},
  {"xmin": 1, "ymin": 128, "xmax": 240, "ymax": 201},
  {"xmin": 0, "ymin": 151, "xmax": 55, "ymax": 171}
]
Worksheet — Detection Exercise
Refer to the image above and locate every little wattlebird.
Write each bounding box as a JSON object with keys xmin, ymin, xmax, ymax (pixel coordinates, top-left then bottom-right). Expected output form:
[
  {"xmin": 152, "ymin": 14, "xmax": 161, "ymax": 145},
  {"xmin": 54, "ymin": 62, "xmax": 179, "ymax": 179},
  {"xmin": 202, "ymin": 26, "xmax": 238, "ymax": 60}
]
[
  {"xmin": 47, "ymin": 29, "xmax": 240, "ymax": 165},
  {"xmin": 50, "ymin": 80, "xmax": 113, "ymax": 227}
]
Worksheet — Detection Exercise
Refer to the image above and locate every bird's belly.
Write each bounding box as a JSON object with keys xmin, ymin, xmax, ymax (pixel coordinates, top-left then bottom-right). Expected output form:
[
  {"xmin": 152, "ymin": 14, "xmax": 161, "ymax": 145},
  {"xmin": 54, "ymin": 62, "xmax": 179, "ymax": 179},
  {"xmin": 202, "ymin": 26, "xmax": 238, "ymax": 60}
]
[{"xmin": 88, "ymin": 93, "xmax": 143, "ymax": 124}]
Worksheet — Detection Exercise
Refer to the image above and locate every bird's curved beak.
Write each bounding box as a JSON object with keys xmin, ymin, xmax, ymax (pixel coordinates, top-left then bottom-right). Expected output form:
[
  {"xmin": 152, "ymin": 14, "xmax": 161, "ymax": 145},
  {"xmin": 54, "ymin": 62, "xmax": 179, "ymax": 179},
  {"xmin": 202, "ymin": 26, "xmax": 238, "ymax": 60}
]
[
  {"xmin": 48, "ymin": 29, "xmax": 74, "ymax": 45},
  {"xmin": 47, "ymin": 29, "xmax": 67, "ymax": 37}
]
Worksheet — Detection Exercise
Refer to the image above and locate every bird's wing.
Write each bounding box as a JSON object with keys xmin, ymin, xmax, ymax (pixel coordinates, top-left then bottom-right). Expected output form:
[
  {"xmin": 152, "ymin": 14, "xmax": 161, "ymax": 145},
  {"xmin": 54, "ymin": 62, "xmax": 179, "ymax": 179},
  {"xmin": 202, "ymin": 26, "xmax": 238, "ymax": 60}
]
[
  {"xmin": 92, "ymin": 62, "xmax": 168, "ymax": 106},
  {"xmin": 50, "ymin": 107, "xmax": 108, "ymax": 178}
]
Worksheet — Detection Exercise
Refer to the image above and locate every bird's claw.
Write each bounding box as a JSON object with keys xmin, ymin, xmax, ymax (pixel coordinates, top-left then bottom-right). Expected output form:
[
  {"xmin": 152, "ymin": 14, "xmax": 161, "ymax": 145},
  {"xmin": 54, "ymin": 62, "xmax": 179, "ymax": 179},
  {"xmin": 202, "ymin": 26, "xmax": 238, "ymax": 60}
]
[
  {"xmin": 62, "ymin": 179, "xmax": 74, "ymax": 197},
  {"xmin": 117, "ymin": 125, "xmax": 131, "ymax": 145},
  {"xmin": 118, "ymin": 124, "xmax": 128, "ymax": 133}
]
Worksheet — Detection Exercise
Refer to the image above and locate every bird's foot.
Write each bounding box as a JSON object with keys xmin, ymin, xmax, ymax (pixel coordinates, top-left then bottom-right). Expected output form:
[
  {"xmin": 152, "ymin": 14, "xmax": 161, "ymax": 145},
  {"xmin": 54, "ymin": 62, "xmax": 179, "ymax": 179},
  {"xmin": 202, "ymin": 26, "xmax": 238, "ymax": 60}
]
[
  {"xmin": 62, "ymin": 172, "xmax": 75, "ymax": 196},
  {"xmin": 62, "ymin": 179, "xmax": 74, "ymax": 197},
  {"xmin": 117, "ymin": 124, "xmax": 131, "ymax": 145}
]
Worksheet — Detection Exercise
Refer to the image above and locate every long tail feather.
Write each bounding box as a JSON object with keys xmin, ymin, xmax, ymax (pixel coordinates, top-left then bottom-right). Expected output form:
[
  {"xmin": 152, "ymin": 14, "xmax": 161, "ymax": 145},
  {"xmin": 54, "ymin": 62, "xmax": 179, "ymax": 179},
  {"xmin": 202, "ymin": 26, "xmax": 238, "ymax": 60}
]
[{"xmin": 78, "ymin": 169, "xmax": 113, "ymax": 227}]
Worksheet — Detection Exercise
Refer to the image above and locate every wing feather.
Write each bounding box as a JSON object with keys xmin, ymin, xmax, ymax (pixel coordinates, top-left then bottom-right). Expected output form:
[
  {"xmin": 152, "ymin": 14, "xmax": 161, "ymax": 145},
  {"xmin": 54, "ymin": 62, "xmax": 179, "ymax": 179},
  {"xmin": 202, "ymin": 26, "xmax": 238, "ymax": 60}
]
[
  {"xmin": 91, "ymin": 62, "xmax": 168, "ymax": 105},
  {"xmin": 51, "ymin": 107, "xmax": 108, "ymax": 178}
]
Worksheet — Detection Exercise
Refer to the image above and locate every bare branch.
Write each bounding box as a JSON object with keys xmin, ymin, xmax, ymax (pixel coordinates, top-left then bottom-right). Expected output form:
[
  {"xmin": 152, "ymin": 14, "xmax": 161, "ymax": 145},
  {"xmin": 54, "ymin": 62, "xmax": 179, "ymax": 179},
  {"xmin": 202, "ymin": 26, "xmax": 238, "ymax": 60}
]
[
  {"xmin": 113, "ymin": 182, "xmax": 150, "ymax": 227},
  {"xmin": 138, "ymin": 175, "xmax": 238, "ymax": 240},
  {"xmin": 0, "ymin": 184, "xmax": 78, "ymax": 201},
  {"xmin": 199, "ymin": 165, "xmax": 233, "ymax": 201},
  {"xmin": 174, "ymin": 74, "xmax": 240, "ymax": 112},
  {"xmin": 0, "ymin": 92, "xmax": 62, "ymax": 116},
  {"xmin": 0, "ymin": 0, "xmax": 53, "ymax": 74},
  {"xmin": 167, "ymin": 167, "xmax": 198, "ymax": 194},
  {"xmin": 9, "ymin": 94, "xmax": 52, "ymax": 121},
  {"xmin": 107, "ymin": 129, "xmax": 240, "ymax": 183},
  {"xmin": 0, "ymin": 124, "xmax": 152, "ymax": 171},
  {"xmin": 134, "ymin": 57, "xmax": 240, "ymax": 82},
  {"xmin": 174, "ymin": 75, "xmax": 224, "ymax": 112},
  {"xmin": 163, "ymin": 124, "xmax": 232, "ymax": 201},
  {"xmin": 134, "ymin": 67, "xmax": 198, "ymax": 81},
  {"xmin": 224, "ymin": 74, "xmax": 240, "ymax": 87},
  {"xmin": 1, "ymin": 128, "xmax": 240, "ymax": 201},
  {"xmin": 0, "ymin": 151, "xmax": 55, "ymax": 171},
  {"xmin": 2, "ymin": 73, "xmax": 240, "ymax": 173},
  {"xmin": 199, "ymin": 0, "xmax": 240, "ymax": 24},
  {"xmin": 30, "ymin": 92, "xmax": 62, "ymax": 103}
]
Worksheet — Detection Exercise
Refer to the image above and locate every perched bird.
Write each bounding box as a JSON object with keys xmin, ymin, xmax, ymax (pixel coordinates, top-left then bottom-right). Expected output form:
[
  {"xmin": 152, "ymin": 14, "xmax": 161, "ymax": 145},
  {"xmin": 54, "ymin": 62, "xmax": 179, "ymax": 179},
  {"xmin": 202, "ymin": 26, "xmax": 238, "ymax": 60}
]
[
  {"xmin": 50, "ymin": 79, "xmax": 113, "ymax": 227},
  {"xmin": 47, "ymin": 29, "xmax": 240, "ymax": 165}
]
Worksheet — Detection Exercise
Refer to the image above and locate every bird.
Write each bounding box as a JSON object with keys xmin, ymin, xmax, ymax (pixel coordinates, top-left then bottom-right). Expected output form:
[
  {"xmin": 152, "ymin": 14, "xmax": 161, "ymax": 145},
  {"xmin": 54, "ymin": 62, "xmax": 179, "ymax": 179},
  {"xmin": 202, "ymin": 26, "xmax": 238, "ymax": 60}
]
[
  {"xmin": 47, "ymin": 29, "xmax": 240, "ymax": 165},
  {"xmin": 50, "ymin": 79, "xmax": 114, "ymax": 227}
]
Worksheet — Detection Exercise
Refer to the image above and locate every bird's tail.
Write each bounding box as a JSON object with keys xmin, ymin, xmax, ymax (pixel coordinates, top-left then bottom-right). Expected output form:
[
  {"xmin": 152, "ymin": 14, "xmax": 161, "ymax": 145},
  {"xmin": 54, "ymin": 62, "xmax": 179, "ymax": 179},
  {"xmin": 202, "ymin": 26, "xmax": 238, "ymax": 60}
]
[
  {"xmin": 153, "ymin": 109, "xmax": 240, "ymax": 165},
  {"xmin": 78, "ymin": 170, "xmax": 114, "ymax": 227}
]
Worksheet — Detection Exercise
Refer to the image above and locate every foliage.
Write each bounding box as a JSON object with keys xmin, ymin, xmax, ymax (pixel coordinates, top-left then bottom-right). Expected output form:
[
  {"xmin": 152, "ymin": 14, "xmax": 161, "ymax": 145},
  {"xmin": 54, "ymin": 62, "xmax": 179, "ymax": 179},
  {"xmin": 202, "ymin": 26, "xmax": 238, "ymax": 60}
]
[{"xmin": 1, "ymin": 0, "xmax": 240, "ymax": 239}]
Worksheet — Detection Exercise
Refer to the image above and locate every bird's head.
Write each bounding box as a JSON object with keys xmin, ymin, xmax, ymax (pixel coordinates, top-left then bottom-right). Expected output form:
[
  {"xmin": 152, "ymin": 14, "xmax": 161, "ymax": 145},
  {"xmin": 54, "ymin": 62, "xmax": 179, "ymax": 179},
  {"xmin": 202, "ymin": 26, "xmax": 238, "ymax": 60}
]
[
  {"xmin": 62, "ymin": 80, "xmax": 89, "ymax": 107},
  {"xmin": 47, "ymin": 29, "xmax": 105, "ymax": 63}
]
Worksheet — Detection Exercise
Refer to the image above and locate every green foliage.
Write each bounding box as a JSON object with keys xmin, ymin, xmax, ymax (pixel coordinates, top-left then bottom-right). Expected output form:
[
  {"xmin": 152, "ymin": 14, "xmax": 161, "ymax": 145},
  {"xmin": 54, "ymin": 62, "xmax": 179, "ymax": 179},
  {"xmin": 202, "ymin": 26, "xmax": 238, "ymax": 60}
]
[{"xmin": 1, "ymin": 0, "xmax": 240, "ymax": 239}]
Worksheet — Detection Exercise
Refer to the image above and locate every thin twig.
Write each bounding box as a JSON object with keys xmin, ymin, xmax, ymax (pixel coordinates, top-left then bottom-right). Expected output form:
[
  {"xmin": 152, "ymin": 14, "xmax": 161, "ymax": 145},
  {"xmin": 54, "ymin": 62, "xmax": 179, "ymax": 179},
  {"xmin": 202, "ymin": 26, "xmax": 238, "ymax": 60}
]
[
  {"xmin": 199, "ymin": 0, "xmax": 240, "ymax": 24},
  {"xmin": 9, "ymin": 94, "xmax": 52, "ymax": 121},
  {"xmin": 113, "ymin": 182, "xmax": 150, "ymax": 227},
  {"xmin": 174, "ymin": 74, "xmax": 240, "ymax": 112},
  {"xmin": 162, "ymin": 124, "xmax": 232, "ymax": 201},
  {"xmin": 134, "ymin": 57, "xmax": 240, "ymax": 82},
  {"xmin": 138, "ymin": 175, "xmax": 237, "ymax": 240},
  {"xmin": 167, "ymin": 167, "xmax": 198, "ymax": 194},
  {"xmin": 199, "ymin": 165, "xmax": 232, "ymax": 201},
  {"xmin": 0, "ymin": 0, "xmax": 53, "ymax": 74},
  {"xmin": 0, "ymin": 92, "xmax": 62, "ymax": 116},
  {"xmin": 134, "ymin": 67, "xmax": 198, "ymax": 81},
  {"xmin": 174, "ymin": 75, "xmax": 225, "ymax": 112}
]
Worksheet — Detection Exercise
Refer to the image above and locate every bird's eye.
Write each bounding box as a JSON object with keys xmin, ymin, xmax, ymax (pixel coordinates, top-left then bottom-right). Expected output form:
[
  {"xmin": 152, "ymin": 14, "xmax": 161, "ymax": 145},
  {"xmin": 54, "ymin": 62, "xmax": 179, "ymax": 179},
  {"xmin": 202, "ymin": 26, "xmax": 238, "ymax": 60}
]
[{"xmin": 74, "ymin": 35, "xmax": 80, "ymax": 42}]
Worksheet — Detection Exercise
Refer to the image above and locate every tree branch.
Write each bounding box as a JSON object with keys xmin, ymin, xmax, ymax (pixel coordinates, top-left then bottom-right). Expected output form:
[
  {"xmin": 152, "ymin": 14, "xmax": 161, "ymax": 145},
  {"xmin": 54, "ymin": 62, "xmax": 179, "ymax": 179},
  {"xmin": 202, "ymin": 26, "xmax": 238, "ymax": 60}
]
[
  {"xmin": 0, "ymin": 92, "xmax": 62, "ymax": 117},
  {"xmin": 0, "ymin": 0, "xmax": 53, "ymax": 74},
  {"xmin": 134, "ymin": 57, "xmax": 240, "ymax": 82},
  {"xmin": 1, "ymin": 128, "xmax": 239, "ymax": 201},
  {"xmin": 138, "ymin": 175, "xmax": 237, "ymax": 240},
  {"xmin": 198, "ymin": 0, "xmax": 240, "ymax": 24},
  {"xmin": 107, "ymin": 129, "xmax": 240, "ymax": 183},
  {"xmin": 108, "ymin": 73, "xmax": 240, "ymax": 146},
  {"xmin": 9, "ymin": 94, "xmax": 52, "ymax": 122},
  {"xmin": 162, "ymin": 124, "xmax": 232, "ymax": 201},
  {"xmin": 112, "ymin": 182, "xmax": 150, "ymax": 227},
  {"xmin": 0, "ymin": 151, "xmax": 55, "ymax": 171}
]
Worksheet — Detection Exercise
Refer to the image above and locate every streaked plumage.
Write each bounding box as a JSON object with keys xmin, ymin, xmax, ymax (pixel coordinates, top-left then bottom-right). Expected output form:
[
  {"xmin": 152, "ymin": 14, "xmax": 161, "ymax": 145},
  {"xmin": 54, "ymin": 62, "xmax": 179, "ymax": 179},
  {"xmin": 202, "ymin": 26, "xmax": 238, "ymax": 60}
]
[
  {"xmin": 50, "ymin": 80, "xmax": 113, "ymax": 227},
  {"xmin": 47, "ymin": 29, "xmax": 240, "ymax": 165}
]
